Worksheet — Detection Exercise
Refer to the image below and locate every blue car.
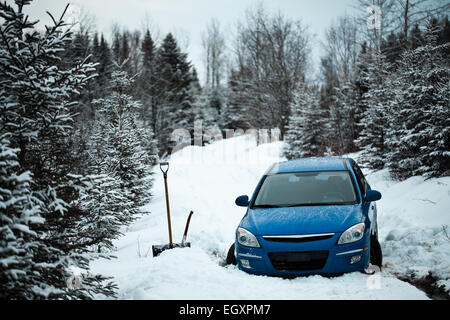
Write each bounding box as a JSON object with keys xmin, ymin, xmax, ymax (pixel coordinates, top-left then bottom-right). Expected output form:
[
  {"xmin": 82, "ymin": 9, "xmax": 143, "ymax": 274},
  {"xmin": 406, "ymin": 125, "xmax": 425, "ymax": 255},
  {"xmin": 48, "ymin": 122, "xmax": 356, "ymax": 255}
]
[{"xmin": 226, "ymin": 157, "xmax": 383, "ymax": 276}]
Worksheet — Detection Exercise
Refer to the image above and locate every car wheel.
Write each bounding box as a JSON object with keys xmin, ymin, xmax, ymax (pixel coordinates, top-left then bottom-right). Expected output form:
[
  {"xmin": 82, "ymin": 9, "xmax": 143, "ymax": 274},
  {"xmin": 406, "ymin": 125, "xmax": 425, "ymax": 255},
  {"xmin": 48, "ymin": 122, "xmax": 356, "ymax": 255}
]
[
  {"xmin": 226, "ymin": 243, "xmax": 237, "ymax": 265},
  {"xmin": 370, "ymin": 235, "xmax": 382, "ymax": 268}
]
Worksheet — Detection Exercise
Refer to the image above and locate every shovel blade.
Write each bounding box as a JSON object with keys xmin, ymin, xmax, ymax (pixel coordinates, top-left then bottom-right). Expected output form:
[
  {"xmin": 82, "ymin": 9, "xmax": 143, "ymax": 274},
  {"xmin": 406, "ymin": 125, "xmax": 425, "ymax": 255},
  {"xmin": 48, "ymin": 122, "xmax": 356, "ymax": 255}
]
[{"xmin": 152, "ymin": 242, "xmax": 191, "ymax": 257}]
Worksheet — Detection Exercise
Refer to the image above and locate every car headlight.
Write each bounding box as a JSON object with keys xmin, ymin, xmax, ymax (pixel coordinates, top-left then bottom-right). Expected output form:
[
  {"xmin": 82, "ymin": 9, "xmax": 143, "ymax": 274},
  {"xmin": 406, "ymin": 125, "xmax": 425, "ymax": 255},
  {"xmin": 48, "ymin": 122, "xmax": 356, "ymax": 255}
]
[
  {"xmin": 237, "ymin": 227, "xmax": 260, "ymax": 248},
  {"xmin": 338, "ymin": 223, "xmax": 365, "ymax": 245}
]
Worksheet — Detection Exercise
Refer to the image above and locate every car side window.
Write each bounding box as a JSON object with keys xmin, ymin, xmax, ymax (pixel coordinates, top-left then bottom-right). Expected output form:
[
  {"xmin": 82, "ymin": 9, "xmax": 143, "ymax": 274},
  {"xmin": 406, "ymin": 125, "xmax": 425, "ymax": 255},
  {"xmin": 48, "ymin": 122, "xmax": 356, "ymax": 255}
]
[{"xmin": 352, "ymin": 162, "xmax": 367, "ymax": 198}]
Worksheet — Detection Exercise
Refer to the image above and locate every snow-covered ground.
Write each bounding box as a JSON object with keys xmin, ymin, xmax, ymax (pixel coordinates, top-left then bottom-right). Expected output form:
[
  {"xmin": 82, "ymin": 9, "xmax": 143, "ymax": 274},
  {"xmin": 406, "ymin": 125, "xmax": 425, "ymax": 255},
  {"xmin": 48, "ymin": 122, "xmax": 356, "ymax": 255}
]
[{"xmin": 91, "ymin": 134, "xmax": 449, "ymax": 299}]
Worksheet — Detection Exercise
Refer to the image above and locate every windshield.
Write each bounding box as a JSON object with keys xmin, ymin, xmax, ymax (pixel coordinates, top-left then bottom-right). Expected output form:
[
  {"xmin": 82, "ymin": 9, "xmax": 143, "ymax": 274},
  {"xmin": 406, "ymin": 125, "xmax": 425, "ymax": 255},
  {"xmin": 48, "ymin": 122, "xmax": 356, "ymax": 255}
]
[{"xmin": 252, "ymin": 171, "xmax": 358, "ymax": 208}]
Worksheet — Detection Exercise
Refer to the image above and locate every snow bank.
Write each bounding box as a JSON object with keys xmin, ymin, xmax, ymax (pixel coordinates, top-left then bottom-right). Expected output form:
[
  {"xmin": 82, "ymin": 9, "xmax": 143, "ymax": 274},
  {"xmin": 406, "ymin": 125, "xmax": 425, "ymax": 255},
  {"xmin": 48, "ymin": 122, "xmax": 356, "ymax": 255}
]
[
  {"xmin": 364, "ymin": 169, "xmax": 450, "ymax": 285},
  {"xmin": 91, "ymin": 135, "xmax": 438, "ymax": 300}
]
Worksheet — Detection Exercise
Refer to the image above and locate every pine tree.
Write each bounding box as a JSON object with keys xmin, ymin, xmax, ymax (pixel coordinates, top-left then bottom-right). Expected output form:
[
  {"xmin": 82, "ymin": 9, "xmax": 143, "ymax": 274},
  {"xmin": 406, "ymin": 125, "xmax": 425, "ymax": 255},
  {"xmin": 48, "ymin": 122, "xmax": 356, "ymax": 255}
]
[
  {"xmin": 74, "ymin": 123, "xmax": 135, "ymax": 252},
  {"xmin": 382, "ymin": 31, "xmax": 404, "ymax": 64},
  {"xmin": 60, "ymin": 21, "xmax": 95, "ymax": 121},
  {"xmin": 121, "ymin": 31, "xmax": 130, "ymax": 66},
  {"xmin": 355, "ymin": 51, "xmax": 394, "ymax": 169},
  {"xmin": 330, "ymin": 82, "xmax": 359, "ymax": 154},
  {"xmin": 112, "ymin": 31, "xmax": 121, "ymax": 64},
  {"xmin": 206, "ymin": 88, "xmax": 224, "ymax": 124},
  {"xmin": 284, "ymin": 84, "xmax": 325, "ymax": 159},
  {"xmin": 386, "ymin": 20, "xmax": 450, "ymax": 178},
  {"xmin": 154, "ymin": 33, "xmax": 194, "ymax": 155},
  {"xmin": 354, "ymin": 42, "xmax": 371, "ymax": 139},
  {"xmin": 190, "ymin": 67, "xmax": 215, "ymax": 129},
  {"xmin": 92, "ymin": 33, "xmax": 113, "ymax": 98},
  {"xmin": 222, "ymin": 68, "xmax": 252, "ymax": 131},
  {"xmin": 438, "ymin": 15, "xmax": 450, "ymax": 52},
  {"xmin": 0, "ymin": 1, "xmax": 117, "ymax": 299},
  {"xmin": 0, "ymin": 134, "xmax": 44, "ymax": 298},
  {"xmin": 94, "ymin": 65, "xmax": 155, "ymax": 210},
  {"xmin": 410, "ymin": 23, "xmax": 424, "ymax": 49},
  {"xmin": 138, "ymin": 30, "xmax": 157, "ymax": 128},
  {"xmin": 318, "ymin": 56, "xmax": 341, "ymax": 154}
]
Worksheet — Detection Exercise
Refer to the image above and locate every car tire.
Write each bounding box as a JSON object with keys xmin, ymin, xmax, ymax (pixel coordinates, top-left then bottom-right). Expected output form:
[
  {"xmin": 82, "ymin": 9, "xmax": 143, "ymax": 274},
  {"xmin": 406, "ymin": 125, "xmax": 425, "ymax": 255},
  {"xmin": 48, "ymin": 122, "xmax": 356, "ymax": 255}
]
[
  {"xmin": 370, "ymin": 235, "xmax": 382, "ymax": 268},
  {"xmin": 226, "ymin": 243, "xmax": 237, "ymax": 265}
]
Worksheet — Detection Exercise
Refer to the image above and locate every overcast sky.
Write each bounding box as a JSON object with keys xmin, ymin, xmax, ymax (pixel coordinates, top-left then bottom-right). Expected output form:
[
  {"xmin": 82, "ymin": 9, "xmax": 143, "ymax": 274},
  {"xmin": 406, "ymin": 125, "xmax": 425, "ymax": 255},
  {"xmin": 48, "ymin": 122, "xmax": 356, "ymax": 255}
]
[{"xmin": 12, "ymin": 0, "xmax": 360, "ymax": 84}]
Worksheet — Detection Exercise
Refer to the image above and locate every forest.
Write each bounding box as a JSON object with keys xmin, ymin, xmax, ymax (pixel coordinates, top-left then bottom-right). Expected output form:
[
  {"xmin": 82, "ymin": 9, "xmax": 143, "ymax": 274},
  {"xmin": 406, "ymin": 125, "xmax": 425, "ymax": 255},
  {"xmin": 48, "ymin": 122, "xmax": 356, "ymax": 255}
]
[{"xmin": 0, "ymin": 0, "xmax": 449, "ymax": 299}]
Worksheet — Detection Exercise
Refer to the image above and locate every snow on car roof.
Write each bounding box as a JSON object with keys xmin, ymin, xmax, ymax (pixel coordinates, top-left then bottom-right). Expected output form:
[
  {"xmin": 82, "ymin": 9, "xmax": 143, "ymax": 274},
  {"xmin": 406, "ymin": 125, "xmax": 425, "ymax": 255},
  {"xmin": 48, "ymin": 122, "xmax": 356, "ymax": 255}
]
[{"xmin": 267, "ymin": 157, "xmax": 351, "ymax": 174}]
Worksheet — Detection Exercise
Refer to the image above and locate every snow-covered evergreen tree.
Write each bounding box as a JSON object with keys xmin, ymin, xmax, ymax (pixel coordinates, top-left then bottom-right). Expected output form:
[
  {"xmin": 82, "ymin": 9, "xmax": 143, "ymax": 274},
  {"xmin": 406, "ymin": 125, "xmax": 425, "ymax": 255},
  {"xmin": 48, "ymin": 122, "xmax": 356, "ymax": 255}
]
[
  {"xmin": 94, "ymin": 66, "xmax": 156, "ymax": 210},
  {"xmin": 386, "ymin": 20, "xmax": 450, "ymax": 178},
  {"xmin": 92, "ymin": 33, "xmax": 114, "ymax": 99},
  {"xmin": 329, "ymin": 82, "xmax": 359, "ymax": 154},
  {"xmin": 154, "ymin": 33, "xmax": 195, "ymax": 155},
  {"xmin": 138, "ymin": 125, "xmax": 159, "ymax": 168},
  {"xmin": 73, "ymin": 173, "xmax": 132, "ymax": 252},
  {"xmin": 0, "ymin": 1, "xmax": 117, "ymax": 299},
  {"xmin": 284, "ymin": 84, "xmax": 325, "ymax": 159},
  {"xmin": 353, "ymin": 42, "xmax": 371, "ymax": 144},
  {"xmin": 223, "ymin": 68, "xmax": 252, "ymax": 131},
  {"xmin": 0, "ymin": 134, "xmax": 44, "ymax": 298},
  {"xmin": 74, "ymin": 123, "xmax": 135, "ymax": 252},
  {"xmin": 138, "ymin": 29, "xmax": 157, "ymax": 128},
  {"xmin": 355, "ymin": 51, "xmax": 394, "ymax": 169}
]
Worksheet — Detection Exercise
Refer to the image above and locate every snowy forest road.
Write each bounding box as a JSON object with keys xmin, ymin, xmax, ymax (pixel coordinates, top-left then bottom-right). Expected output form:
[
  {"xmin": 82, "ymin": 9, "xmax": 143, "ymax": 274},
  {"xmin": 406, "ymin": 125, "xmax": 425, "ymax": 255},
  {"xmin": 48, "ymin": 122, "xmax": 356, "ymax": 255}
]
[{"xmin": 91, "ymin": 135, "xmax": 449, "ymax": 300}]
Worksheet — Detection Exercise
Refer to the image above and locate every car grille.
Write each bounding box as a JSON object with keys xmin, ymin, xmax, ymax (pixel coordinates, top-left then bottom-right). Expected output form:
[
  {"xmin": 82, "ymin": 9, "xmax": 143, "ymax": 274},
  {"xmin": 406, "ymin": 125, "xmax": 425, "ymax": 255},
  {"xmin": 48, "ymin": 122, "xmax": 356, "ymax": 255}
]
[
  {"xmin": 268, "ymin": 251, "xmax": 329, "ymax": 271},
  {"xmin": 263, "ymin": 233, "xmax": 334, "ymax": 243}
]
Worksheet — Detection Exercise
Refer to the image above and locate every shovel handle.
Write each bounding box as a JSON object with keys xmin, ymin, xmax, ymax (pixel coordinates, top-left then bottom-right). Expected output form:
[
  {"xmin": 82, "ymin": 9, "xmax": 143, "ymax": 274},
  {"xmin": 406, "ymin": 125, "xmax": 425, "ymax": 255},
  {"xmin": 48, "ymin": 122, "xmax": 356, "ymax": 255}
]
[
  {"xmin": 160, "ymin": 161, "xmax": 172, "ymax": 246},
  {"xmin": 160, "ymin": 162, "xmax": 169, "ymax": 177}
]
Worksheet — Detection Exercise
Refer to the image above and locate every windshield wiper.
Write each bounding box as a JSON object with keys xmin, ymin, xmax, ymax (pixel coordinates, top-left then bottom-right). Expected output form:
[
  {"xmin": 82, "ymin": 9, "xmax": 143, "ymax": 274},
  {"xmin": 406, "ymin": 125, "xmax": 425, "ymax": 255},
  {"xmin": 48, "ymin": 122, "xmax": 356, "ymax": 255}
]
[
  {"xmin": 253, "ymin": 203, "xmax": 322, "ymax": 208},
  {"xmin": 252, "ymin": 204, "xmax": 285, "ymax": 208}
]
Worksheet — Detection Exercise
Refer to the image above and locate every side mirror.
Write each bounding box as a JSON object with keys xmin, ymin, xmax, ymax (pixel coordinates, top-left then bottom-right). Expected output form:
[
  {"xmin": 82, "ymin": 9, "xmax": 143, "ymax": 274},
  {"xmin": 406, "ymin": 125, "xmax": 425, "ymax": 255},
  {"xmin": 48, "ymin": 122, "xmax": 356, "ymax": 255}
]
[
  {"xmin": 366, "ymin": 190, "xmax": 382, "ymax": 202},
  {"xmin": 235, "ymin": 195, "xmax": 249, "ymax": 207}
]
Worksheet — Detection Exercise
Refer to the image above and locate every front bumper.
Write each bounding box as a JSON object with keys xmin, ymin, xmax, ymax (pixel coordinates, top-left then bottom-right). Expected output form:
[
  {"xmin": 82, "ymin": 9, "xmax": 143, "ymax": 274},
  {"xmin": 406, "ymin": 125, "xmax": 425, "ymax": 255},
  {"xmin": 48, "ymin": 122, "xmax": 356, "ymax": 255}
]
[{"xmin": 235, "ymin": 231, "xmax": 370, "ymax": 276}]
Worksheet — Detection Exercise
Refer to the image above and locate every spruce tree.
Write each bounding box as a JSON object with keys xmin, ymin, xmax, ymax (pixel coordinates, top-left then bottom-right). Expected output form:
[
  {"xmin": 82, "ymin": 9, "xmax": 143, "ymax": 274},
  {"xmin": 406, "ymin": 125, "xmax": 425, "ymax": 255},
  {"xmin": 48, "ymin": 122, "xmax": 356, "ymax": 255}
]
[
  {"xmin": 0, "ymin": 1, "xmax": 117, "ymax": 299},
  {"xmin": 154, "ymin": 33, "xmax": 194, "ymax": 155},
  {"xmin": 94, "ymin": 65, "xmax": 155, "ymax": 210},
  {"xmin": 355, "ymin": 51, "xmax": 394, "ymax": 169},
  {"xmin": 92, "ymin": 34, "xmax": 113, "ymax": 98},
  {"xmin": 222, "ymin": 68, "xmax": 252, "ymax": 131},
  {"xmin": 0, "ymin": 134, "xmax": 43, "ymax": 298},
  {"xmin": 284, "ymin": 84, "xmax": 325, "ymax": 159},
  {"xmin": 139, "ymin": 30, "xmax": 157, "ymax": 128},
  {"xmin": 386, "ymin": 20, "xmax": 450, "ymax": 178},
  {"xmin": 330, "ymin": 82, "xmax": 359, "ymax": 154},
  {"xmin": 74, "ymin": 122, "xmax": 135, "ymax": 252}
]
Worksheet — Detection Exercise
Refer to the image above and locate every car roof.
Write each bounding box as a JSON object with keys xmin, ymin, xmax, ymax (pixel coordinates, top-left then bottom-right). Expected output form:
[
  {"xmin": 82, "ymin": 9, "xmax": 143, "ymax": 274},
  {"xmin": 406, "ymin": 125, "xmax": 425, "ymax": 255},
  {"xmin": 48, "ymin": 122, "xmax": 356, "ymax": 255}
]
[{"xmin": 266, "ymin": 157, "xmax": 352, "ymax": 175}]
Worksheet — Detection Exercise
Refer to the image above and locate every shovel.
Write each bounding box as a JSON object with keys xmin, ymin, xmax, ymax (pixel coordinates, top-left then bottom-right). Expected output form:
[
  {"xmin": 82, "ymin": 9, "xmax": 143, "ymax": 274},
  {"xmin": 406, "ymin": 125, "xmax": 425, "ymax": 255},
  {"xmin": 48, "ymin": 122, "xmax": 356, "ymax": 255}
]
[{"xmin": 152, "ymin": 162, "xmax": 194, "ymax": 257}]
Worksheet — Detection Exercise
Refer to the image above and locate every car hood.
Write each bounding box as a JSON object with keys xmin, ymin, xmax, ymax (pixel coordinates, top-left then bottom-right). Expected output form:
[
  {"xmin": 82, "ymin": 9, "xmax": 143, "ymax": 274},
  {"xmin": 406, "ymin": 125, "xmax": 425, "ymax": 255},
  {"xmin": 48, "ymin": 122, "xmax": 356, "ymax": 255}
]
[{"xmin": 240, "ymin": 205, "xmax": 363, "ymax": 236}]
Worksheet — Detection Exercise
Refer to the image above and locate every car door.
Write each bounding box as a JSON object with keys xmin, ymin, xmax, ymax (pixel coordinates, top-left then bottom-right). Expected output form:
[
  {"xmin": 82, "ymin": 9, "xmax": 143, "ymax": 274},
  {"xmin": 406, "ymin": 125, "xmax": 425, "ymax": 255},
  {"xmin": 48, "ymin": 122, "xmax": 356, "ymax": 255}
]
[{"xmin": 351, "ymin": 161, "xmax": 378, "ymax": 237}]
